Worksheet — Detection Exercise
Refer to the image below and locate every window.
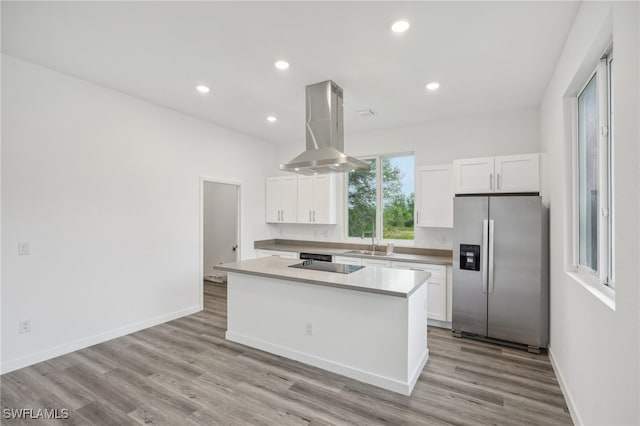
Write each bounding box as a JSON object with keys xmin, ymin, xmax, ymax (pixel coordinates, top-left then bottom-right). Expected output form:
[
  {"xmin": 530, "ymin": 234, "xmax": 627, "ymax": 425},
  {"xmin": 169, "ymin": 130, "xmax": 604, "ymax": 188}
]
[
  {"xmin": 347, "ymin": 154, "xmax": 415, "ymax": 242},
  {"xmin": 574, "ymin": 53, "xmax": 614, "ymax": 288}
]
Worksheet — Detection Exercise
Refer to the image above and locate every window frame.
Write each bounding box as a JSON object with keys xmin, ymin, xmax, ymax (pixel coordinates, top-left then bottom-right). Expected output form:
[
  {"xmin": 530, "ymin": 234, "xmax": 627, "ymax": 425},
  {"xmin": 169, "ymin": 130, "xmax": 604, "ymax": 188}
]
[
  {"xmin": 571, "ymin": 51, "xmax": 614, "ymax": 289},
  {"xmin": 344, "ymin": 152, "xmax": 415, "ymax": 246}
]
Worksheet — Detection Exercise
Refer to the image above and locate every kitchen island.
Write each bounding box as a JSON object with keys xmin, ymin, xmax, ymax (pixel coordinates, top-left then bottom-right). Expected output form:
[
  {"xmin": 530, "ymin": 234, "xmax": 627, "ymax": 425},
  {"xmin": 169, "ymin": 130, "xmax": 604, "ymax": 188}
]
[{"xmin": 215, "ymin": 257, "xmax": 430, "ymax": 395}]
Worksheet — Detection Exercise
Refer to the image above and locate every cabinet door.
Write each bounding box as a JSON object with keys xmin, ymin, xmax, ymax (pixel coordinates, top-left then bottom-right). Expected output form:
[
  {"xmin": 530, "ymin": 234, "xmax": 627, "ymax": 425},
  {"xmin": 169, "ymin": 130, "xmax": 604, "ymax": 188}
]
[
  {"xmin": 297, "ymin": 176, "xmax": 314, "ymax": 223},
  {"xmin": 333, "ymin": 256, "xmax": 362, "ymax": 266},
  {"xmin": 391, "ymin": 261, "xmax": 447, "ymax": 321},
  {"xmin": 415, "ymin": 165, "xmax": 454, "ymax": 228},
  {"xmin": 265, "ymin": 177, "xmax": 281, "ymax": 223},
  {"xmin": 453, "ymin": 157, "xmax": 495, "ymax": 194},
  {"xmin": 279, "ymin": 176, "xmax": 298, "ymax": 223},
  {"xmin": 361, "ymin": 259, "xmax": 391, "ymax": 268},
  {"xmin": 311, "ymin": 175, "xmax": 336, "ymax": 224},
  {"xmin": 425, "ymin": 278, "xmax": 446, "ymax": 321},
  {"xmin": 256, "ymin": 249, "xmax": 298, "ymax": 259},
  {"xmin": 495, "ymin": 154, "xmax": 539, "ymax": 193}
]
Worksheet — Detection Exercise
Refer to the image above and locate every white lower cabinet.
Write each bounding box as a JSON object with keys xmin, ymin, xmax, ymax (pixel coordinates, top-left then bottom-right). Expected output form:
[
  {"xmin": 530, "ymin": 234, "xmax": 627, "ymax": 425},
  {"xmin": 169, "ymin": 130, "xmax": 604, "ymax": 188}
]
[
  {"xmin": 333, "ymin": 256, "xmax": 362, "ymax": 266},
  {"xmin": 391, "ymin": 261, "xmax": 447, "ymax": 322},
  {"xmin": 255, "ymin": 249, "xmax": 299, "ymax": 260},
  {"xmin": 334, "ymin": 257, "xmax": 390, "ymax": 268},
  {"xmin": 334, "ymin": 255, "xmax": 448, "ymax": 322},
  {"xmin": 361, "ymin": 259, "xmax": 391, "ymax": 268}
]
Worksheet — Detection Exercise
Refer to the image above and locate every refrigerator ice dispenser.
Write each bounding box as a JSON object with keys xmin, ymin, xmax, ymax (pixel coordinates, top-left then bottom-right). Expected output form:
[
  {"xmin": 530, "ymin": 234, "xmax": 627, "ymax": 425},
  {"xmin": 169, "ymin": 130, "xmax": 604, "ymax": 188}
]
[{"xmin": 460, "ymin": 244, "xmax": 481, "ymax": 271}]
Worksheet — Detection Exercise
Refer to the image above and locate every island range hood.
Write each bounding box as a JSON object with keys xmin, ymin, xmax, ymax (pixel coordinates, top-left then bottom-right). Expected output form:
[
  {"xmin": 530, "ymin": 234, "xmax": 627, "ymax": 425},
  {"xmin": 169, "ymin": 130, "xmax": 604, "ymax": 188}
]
[{"xmin": 279, "ymin": 80, "xmax": 370, "ymax": 175}]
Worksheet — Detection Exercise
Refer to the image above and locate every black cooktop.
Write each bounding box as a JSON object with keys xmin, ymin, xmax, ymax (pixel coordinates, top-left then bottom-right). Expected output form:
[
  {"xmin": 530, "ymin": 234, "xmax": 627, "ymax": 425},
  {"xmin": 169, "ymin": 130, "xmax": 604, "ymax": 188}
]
[{"xmin": 289, "ymin": 260, "xmax": 364, "ymax": 274}]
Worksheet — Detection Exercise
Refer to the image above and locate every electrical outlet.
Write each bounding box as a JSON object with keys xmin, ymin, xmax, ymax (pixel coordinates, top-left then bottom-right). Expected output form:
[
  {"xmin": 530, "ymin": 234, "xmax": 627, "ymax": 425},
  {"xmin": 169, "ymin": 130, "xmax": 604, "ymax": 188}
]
[
  {"xmin": 18, "ymin": 243, "xmax": 30, "ymax": 255},
  {"xmin": 19, "ymin": 320, "xmax": 31, "ymax": 334},
  {"xmin": 305, "ymin": 321, "xmax": 313, "ymax": 336}
]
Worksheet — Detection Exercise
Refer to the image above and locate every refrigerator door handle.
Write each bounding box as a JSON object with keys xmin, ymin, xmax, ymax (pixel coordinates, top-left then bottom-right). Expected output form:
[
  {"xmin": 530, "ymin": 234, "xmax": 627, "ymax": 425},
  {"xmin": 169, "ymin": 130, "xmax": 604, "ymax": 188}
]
[
  {"xmin": 488, "ymin": 219, "xmax": 495, "ymax": 293},
  {"xmin": 482, "ymin": 219, "xmax": 489, "ymax": 294}
]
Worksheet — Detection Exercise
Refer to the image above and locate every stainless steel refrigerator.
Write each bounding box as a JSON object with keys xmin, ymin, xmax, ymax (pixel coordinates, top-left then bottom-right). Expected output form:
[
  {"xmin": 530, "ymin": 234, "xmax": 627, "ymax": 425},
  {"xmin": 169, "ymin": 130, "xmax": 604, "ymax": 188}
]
[{"xmin": 452, "ymin": 195, "xmax": 549, "ymax": 353}]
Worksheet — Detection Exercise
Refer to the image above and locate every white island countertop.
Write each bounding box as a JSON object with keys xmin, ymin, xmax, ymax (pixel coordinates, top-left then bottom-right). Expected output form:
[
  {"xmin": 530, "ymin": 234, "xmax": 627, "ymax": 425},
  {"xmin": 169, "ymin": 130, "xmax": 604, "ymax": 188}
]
[{"xmin": 215, "ymin": 257, "xmax": 430, "ymax": 298}]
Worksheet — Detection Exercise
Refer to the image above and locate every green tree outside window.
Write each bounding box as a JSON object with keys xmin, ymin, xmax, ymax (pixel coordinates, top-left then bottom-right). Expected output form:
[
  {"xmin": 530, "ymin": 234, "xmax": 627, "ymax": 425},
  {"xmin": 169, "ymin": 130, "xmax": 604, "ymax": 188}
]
[{"xmin": 347, "ymin": 155, "xmax": 414, "ymax": 240}]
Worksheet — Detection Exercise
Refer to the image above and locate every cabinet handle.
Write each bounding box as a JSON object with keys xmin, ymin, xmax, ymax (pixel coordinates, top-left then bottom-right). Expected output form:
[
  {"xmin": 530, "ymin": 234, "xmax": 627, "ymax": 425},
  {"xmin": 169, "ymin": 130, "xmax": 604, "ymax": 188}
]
[
  {"xmin": 313, "ymin": 210, "xmax": 316, "ymax": 222},
  {"xmin": 309, "ymin": 211, "xmax": 312, "ymax": 222},
  {"xmin": 416, "ymin": 210, "xmax": 419, "ymax": 225},
  {"xmin": 489, "ymin": 173, "xmax": 494, "ymax": 190},
  {"xmin": 279, "ymin": 210, "xmax": 282, "ymax": 221},
  {"xmin": 497, "ymin": 173, "xmax": 501, "ymax": 189}
]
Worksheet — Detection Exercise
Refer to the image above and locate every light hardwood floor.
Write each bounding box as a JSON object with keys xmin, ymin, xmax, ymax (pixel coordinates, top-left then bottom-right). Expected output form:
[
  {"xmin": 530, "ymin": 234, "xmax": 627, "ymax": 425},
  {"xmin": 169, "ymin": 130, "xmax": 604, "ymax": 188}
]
[{"xmin": 1, "ymin": 283, "xmax": 572, "ymax": 425}]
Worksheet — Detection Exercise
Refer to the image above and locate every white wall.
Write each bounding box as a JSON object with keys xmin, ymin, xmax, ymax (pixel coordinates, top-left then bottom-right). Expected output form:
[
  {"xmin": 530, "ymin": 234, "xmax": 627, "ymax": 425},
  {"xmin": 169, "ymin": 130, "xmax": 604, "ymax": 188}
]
[
  {"xmin": 273, "ymin": 107, "xmax": 539, "ymax": 249},
  {"xmin": 1, "ymin": 55, "xmax": 276, "ymax": 373},
  {"xmin": 539, "ymin": 2, "xmax": 639, "ymax": 425},
  {"xmin": 203, "ymin": 181, "xmax": 238, "ymax": 276}
]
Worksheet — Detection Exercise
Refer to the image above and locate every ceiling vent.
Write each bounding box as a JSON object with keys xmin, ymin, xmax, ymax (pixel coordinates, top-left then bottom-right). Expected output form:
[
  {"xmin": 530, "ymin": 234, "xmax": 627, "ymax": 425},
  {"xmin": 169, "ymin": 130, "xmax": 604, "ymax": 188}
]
[{"xmin": 356, "ymin": 109, "xmax": 376, "ymax": 117}]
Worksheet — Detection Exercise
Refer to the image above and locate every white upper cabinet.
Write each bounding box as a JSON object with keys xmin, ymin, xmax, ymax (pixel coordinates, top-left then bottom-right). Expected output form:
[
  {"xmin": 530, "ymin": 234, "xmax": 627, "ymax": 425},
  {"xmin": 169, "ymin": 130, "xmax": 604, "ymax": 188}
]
[
  {"xmin": 297, "ymin": 174, "xmax": 337, "ymax": 224},
  {"xmin": 494, "ymin": 154, "xmax": 540, "ymax": 193},
  {"xmin": 266, "ymin": 176, "xmax": 298, "ymax": 223},
  {"xmin": 267, "ymin": 174, "xmax": 336, "ymax": 224},
  {"xmin": 415, "ymin": 164, "xmax": 454, "ymax": 228},
  {"xmin": 453, "ymin": 153, "xmax": 540, "ymax": 194},
  {"xmin": 453, "ymin": 157, "xmax": 495, "ymax": 194},
  {"xmin": 296, "ymin": 176, "xmax": 314, "ymax": 223}
]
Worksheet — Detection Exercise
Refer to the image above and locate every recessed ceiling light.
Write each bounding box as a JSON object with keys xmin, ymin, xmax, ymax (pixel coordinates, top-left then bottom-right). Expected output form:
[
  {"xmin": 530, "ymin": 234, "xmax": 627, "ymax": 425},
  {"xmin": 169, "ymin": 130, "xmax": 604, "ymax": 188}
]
[
  {"xmin": 267, "ymin": 116, "xmax": 278, "ymax": 123},
  {"xmin": 196, "ymin": 85, "xmax": 210, "ymax": 94},
  {"xmin": 425, "ymin": 82, "xmax": 440, "ymax": 91},
  {"xmin": 391, "ymin": 20, "xmax": 410, "ymax": 33},
  {"xmin": 274, "ymin": 60, "xmax": 290, "ymax": 70}
]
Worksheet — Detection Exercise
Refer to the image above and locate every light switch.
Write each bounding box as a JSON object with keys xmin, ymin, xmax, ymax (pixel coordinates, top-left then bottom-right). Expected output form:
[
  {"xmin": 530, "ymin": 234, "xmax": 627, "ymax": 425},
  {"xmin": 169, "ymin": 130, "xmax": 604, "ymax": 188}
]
[{"xmin": 18, "ymin": 243, "xmax": 30, "ymax": 255}]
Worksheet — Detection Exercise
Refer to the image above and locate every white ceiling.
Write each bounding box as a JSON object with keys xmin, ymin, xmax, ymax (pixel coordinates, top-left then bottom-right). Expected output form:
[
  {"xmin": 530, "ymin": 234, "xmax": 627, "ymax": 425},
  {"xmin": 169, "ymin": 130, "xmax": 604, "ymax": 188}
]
[{"xmin": 2, "ymin": 1, "xmax": 580, "ymax": 145}]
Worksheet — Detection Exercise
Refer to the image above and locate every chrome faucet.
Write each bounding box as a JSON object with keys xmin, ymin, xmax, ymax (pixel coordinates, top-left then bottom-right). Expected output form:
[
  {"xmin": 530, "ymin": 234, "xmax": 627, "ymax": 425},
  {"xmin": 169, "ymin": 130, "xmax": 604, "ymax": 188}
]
[{"xmin": 361, "ymin": 216, "xmax": 377, "ymax": 253}]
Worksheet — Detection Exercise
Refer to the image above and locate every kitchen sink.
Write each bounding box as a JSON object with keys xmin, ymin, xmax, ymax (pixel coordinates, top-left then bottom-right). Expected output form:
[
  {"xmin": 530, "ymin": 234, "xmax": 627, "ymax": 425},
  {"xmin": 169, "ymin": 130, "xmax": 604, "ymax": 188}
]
[{"xmin": 344, "ymin": 249, "xmax": 391, "ymax": 257}]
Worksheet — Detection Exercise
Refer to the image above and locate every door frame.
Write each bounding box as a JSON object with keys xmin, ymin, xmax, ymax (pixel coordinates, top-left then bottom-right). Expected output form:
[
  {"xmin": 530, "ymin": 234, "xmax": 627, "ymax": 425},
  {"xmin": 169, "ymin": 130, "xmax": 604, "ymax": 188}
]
[{"xmin": 199, "ymin": 176, "xmax": 242, "ymax": 310}]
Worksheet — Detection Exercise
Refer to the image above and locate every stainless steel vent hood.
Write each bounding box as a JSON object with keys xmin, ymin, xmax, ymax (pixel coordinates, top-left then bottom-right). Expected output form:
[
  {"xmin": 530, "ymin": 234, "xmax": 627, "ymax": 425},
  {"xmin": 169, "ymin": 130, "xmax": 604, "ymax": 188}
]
[{"xmin": 280, "ymin": 80, "xmax": 370, "ymax": 175}]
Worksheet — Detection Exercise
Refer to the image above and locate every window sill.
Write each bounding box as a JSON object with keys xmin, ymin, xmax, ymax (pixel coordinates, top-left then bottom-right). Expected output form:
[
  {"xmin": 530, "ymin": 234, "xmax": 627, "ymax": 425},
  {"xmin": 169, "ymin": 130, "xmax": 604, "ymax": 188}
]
[{"xmin": 566, "ymin": 271, "xmax": 616, "ymax": 311}]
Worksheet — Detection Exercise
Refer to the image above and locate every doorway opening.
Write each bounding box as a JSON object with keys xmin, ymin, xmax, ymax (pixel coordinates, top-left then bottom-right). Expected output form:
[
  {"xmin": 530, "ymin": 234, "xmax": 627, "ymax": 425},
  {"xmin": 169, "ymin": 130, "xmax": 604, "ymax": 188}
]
[{"xmin": 200, "ymin": 177, "xmax": 241, "ymax": 310}]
